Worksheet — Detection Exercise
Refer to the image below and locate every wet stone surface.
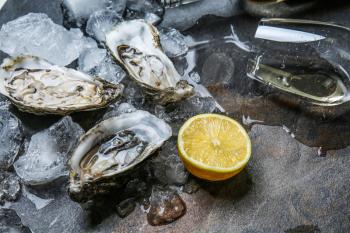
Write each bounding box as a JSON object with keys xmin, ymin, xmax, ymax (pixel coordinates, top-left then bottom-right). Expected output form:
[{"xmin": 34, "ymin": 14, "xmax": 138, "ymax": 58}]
[
  {"xmin": 188, "ymin": 14, "xmax": 350, "ymax": 151},
  {"xmin": 0, "ymin": 0, "xmax": 350, "ymax": 233},
  {"xmin": 114, "ymin": 125, "xmax": 350, "ymax": 232}
]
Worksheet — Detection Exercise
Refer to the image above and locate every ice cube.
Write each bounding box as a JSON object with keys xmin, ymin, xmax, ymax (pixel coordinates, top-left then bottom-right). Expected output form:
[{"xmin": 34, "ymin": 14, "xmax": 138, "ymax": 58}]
[
  {"xmin": 160, "ymin": 0, "xmax": 242, "ymax": 30},
  {"xmin": 78, "ymin": 48, "xmax": 126, "ymax": 84},
  {"xmin": 0, "ymin": 95, "xmax": 10, "ymax": 110},
  {"xmin": 0, "ymin": 110, "xmax": 24, "ymax": 171},
  {"xmin": 14, "ymin": 117, "xmax": 84, "ymax": 185},
  {"xmin": 159, "ymin": 27, "xmax": 189, "ymax": 58},
  {"xmin": 123, "ymin": 81, "xmax": 147, "ymax": 109},
  {"xmin": 80, "ymin": 35, "xmax": 99, "ymax": 51},
  {"xmin": 78, "ymin": 48, "xmax": 106, "ymax": 71},
  {"xmin": 183, "ymin": 178, "xmax": 200, "ymax": 194},
  {"xmin": 150, "ymin": 138, "xmax": 188, "ymax": 185},
  {"xmin": 103, "ymin": 102, "xmax": 137, "ymax": 120},
  {"xmin": 242, "ymin": 115, "xmax": 264, "ymax": 126},
  {"xmin": 0, "ymin": 172, "xmax": 21, "ymax": 205},
  {"xmin": 144, "ymin": 13, "xmax": 162, "ymax": 25},
  {"xmin": 86, "ymin": 9, "xmax": 123, "ymax": 42},
  {"xmin": 125, "ymin": 0, "xmax": 164, "ymax": 25},
  {"xmin": 0, "ymin": 208, "xmax": 31, "ymax": 233},
  {"xmin": 10, "ymin": 188, "xmax": 89, "ymax": 233},
  {"xmin": 147, "ymin": 186, "xmax": 186, "ymax": 226},
  {"xmin": 188, "ymin": 71, "xmax": 201, "ymax": 83},
  {"xmin": 22, "ymin": 187, "xmax": 54, "ymax": 210},
  {"xmin": 154, "ymin": 95, "xmax": 217, "ymax": 132},
  {"xmin": 0, "ymin": 13, "xmax": 93, "ymax": 66},
  {"xmin": 62, "ymin": 0, "xmax": 126, "ymax": 27},
  {"xmin": 193, "ymin": 84, "xmax": 226, "ymax": 112}
]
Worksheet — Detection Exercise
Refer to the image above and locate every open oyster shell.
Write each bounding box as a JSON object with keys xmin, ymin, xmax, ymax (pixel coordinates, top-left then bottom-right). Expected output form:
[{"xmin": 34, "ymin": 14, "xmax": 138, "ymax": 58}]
[
  {"xmin": 0, "ymin": 56, "xmax": 124, "ymax": 115},
  {"xmin": 68, "ymin": 110, "xmax": 172, "ymax": 202},
  {"xmin": 106, "ymin": 19, "xmax": 194, "ymax": 104}
]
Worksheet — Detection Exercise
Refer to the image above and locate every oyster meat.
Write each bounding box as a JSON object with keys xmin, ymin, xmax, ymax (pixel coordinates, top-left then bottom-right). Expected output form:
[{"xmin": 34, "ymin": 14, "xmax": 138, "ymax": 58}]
[
  {"xmin": 0, "ymin": 56, "xmax": 124, "ymax": 115},
  {"xmin": 106, "ymin": 19, "xmax": 194, "ymax": 104},
  {"xmin": 69, "ymin": 110, "xmax": 172, "ymax": 202}
]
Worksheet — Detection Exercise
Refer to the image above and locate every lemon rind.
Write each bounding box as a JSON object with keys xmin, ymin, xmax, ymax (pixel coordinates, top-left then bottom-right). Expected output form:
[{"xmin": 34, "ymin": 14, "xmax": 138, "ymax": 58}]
[{"xmin": 178, "ymin": 114, "xmax": 252, "ymax": 174}]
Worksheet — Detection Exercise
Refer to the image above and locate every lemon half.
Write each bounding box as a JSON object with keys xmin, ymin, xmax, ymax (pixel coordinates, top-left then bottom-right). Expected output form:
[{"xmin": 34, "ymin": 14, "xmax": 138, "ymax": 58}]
[{"xmin": 178, "ymin": 114, "xmax": 251, "ymax": 181}]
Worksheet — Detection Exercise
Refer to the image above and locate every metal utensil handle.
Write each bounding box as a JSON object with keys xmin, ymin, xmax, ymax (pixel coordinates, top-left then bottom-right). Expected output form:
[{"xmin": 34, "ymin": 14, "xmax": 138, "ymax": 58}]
[{"xmin": 159, "ymin": 0, "xmax": 202, "ymax": 8}]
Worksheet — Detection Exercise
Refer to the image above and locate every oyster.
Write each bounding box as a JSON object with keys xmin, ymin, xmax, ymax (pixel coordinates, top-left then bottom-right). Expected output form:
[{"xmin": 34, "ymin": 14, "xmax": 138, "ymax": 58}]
[
  {"xmin": 106, "ymin": 19, "xmax": 194, "ymax": 104},
  {"xmin": 0, "ymin": 56, "xmax": 124, "ymax": 115},
  {"xmin": 69, "ymin": 110, "xmax": 172, "ymax": 202}
]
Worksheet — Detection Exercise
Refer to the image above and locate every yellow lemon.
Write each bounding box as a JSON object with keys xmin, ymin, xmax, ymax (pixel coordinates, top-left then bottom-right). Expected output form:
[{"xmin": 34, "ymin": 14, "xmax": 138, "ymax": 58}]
[{"xmin": 178, "ymin": 114, "xmax": 251, "ymax": 181}]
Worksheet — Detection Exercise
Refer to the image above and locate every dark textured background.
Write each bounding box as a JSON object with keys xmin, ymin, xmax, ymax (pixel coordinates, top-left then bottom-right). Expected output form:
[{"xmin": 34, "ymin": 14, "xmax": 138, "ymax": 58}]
[{"xmin": 1, "ymin": 1, "xmax": 350, "ymax": 232}]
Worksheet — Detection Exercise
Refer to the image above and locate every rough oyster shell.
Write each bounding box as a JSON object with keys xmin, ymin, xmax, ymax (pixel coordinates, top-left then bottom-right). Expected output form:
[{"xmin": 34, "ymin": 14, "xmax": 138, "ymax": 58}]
[
  {"xmin": 68, "ymin": 110, "xmax": 172, "ymax": 202},
  {"xmin": 106, "ymin": 19, "xmax": 194, "ymax": 104},
  {"xmin": 0, "ymin": 56, "xmax": 124, "ymax": 115}
]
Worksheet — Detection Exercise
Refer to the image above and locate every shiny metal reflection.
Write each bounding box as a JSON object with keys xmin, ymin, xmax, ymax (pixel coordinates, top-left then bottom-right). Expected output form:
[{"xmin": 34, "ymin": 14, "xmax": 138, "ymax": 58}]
[{"xmin": 159, "ymin": 0, "xmax": 202, "ymax": 8}]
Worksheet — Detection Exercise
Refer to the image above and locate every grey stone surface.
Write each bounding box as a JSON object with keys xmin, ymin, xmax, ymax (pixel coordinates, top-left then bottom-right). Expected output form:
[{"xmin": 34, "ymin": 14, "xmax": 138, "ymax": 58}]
[
  {"xmin": 113, "ymin": 125, "xmax": 350, "ymax": 233},
  {"xmin": 1, "ymin": 1, "xmax": 350, "ymax": 233}
]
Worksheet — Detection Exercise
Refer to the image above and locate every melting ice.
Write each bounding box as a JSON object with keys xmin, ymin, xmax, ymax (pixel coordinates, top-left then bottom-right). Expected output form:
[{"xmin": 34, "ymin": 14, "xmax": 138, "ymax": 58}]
[
  {"xmin": 78, "ymin": 48, "xmax": 126, "ymax": 84},
  {"xmin": 62, "ymin": 0, "xmax": 126, "ymax": 27},
  {"xmin": 86, "ymin": 9, "xmax": 123, "ymax": 42},
  {"xmin": 0, "ymin": 110, "xmax": 24, "ymax": 170},
  {"xmin": 14, "ymin": 117, "xmax": 84, "ymax": 185},
  {"xmin": 159, "ymin": 27, "xmax": 189, "ymax": 58},
  {"xmin": 0, "ymin": 13, "xmax": 95, "ymax": 66}
]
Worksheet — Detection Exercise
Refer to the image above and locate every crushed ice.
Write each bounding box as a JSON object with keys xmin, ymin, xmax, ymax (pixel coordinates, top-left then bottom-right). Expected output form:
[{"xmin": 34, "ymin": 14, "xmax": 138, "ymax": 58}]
[
  {"xmin": 62, "ymin": 0, "xmax": 126, "ymax": 27},
  {"xmin": 78, "ymin": 47, "xmax": 126, "ymax": 84},
  {"xmin": 125, "ymin": 0, "xmax": 164, "ymax": 25},
  {"xmin": 14, "ymin": 117, "xmax": 84, "ymax": 185},
  {"xmin": 103, "ymin": 102, "xmax": 137, "ymax": 120},
  {"xmin": 282, "ymin": 125, "xmax": 295, "ymax": 138},
  {"xmin": 86, "ymin": 9, "xmax": 123, "ymax": 42},
  {"xmin": 150, "ymin": 139, "xmax": 188, "ymax": 185},
  {"xmin": 0, "ymin": 13, "xmax": 96, "ymax": 66},
  {"xmin": 242, "ymin": 115, "xmax": 264, "ymax": 126},
  {"xmin": 0, "ymin": 110, "xmax": 24, "ymax": 171},
  {"xmin": 23, "ymin": 187, "xmax": 54, "ymax": 210},
  {"xmin": 159, "ymin": 27, "xmax": 189, "ymax": 58},
  {"xmin": 0, "ymin": 172, "xmax": 21, "ymax": 205}
]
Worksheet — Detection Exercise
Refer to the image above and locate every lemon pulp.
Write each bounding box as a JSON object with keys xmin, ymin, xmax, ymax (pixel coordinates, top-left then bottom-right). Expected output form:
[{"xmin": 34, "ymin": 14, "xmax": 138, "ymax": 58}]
[{"xmin": 178, "ymin": 114, "xmax": 251, "ymax": 181}]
